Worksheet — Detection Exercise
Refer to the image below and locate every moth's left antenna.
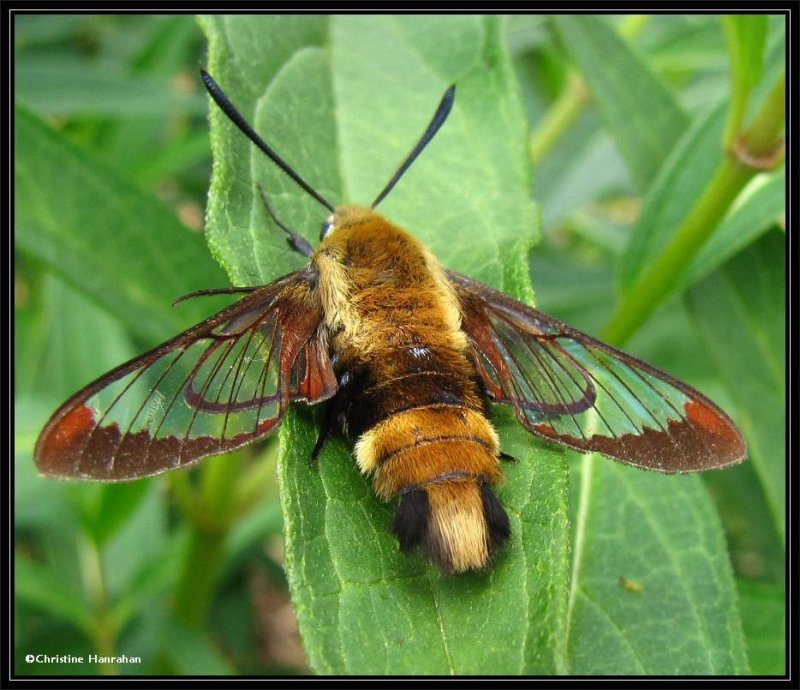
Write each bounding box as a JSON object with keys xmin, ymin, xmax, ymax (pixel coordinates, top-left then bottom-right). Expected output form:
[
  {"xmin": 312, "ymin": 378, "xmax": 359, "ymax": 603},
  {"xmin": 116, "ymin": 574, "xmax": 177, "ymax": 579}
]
[{"xmin": 201, "ymin": 68, "xmax": 335, "ymax": 213}]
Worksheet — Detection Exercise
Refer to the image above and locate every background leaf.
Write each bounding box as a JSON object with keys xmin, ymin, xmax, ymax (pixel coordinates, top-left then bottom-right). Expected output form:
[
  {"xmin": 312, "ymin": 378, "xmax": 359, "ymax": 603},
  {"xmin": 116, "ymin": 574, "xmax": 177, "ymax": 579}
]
[
  {"xmin": 551, "ymin": 15, "xmax": 689, "ymax": 190},
  {"xmin": 737, "ymin": 579, "xmax": 785, "ymax": 675},
  {"xmin": 618, "ymin": 102, "xmax": 727, "ymax": 294},
  {"xmin": 15, "ymin": 105, "xmax": 228, "ymax": 343},
  {"xmin": 681, "ymin": 168, "xmax": 785, "ymax": 290},
  {"xmin": 15, "ymin": 59, "xmax": 205, "ymax": 116},
  {"xmin": 687, "ymin": 230, "xmax": 785, "ymax": 542}
]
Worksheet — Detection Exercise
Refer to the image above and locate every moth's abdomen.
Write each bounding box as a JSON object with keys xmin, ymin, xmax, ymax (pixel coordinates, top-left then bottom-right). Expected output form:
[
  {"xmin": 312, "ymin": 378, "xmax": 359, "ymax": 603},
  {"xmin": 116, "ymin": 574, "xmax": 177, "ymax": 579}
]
[{"xmin": 351, "ymin": 373, "xmax": 510, "ymax": 573}]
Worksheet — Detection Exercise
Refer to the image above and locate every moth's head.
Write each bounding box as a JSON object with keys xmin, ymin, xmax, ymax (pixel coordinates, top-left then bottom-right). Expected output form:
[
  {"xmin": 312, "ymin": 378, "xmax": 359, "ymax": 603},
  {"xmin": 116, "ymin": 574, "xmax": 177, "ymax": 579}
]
[
  {"xmin": 317, "ymin": 205, "xmax": 382, "ymax": 245},
  {"xmin": 311, "ymin": 205, "xmax": 393, "ymax": 313},
  {"xmin": 312, "ymin": 204, "xmax": 405, "ymax": 268}
]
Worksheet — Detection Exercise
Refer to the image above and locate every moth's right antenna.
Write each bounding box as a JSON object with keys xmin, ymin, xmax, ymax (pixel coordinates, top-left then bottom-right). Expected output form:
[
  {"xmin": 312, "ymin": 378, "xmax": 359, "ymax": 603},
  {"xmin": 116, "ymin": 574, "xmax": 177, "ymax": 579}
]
[{"xmin": 371, "ymin": 85, "xmax": 456, "ymax": 209}]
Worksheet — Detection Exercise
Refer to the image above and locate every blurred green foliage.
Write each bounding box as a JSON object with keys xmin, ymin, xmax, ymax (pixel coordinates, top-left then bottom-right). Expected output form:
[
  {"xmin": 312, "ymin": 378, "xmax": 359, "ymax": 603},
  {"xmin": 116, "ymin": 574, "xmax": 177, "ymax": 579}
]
[{"xmin": 14, "ymin": 14, "xmax": 784, "ymax": 676}]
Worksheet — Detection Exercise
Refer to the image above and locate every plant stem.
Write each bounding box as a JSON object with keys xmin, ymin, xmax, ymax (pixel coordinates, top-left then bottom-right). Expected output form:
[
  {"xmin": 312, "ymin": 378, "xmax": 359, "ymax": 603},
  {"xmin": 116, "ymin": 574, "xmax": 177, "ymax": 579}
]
[
  {"xmin": 602, "ymin": 159, "xmax": 753, "ymax": 345},
  {"xmin": 721, "ymin": 15, "xmax": 768, "ymax": 148},
  {"xmin": 740, "ymin": 72, "xmax": 785, "ymax": 158},
  {"xmin": 79, "ymin": 537, "xmax": 118, "ymax": 675},
  {"xmin": 603, "ymin": 71, "xmax": 785, "ymax": 346},
  {"xmin": 172, "ymin": 523, "xmax": 227, "ymax": 628},
  {"xmin": 530, "ymin": 72, "xmax": 589, "ymax": 166},
  {"xmin": 171, "ymin": 453, "xmax": 242, "ymax": 628}
]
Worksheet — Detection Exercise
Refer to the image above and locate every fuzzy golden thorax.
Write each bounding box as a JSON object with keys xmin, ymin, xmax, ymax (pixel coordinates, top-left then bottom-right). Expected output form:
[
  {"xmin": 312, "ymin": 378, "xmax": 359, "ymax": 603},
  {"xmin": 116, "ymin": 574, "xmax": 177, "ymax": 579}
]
[{"xmin": 311, "ymin": 205, "xmax": 467, "ymax": 358}]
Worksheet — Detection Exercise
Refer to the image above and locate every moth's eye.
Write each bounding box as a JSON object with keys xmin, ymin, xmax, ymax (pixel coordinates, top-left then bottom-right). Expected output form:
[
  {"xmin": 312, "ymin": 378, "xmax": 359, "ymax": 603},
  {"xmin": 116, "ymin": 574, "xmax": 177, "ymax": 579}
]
[{"xmin": 320, "ymin": 216, "xmax": 335, "ymax": 240}]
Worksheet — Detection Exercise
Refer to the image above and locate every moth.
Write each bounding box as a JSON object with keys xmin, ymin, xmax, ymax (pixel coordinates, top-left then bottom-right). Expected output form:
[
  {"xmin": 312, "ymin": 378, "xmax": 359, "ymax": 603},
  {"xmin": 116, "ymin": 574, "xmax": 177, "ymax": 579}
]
[{"xmin": 35, "ymin": 71, "xmax": 747, "ymax": 574}]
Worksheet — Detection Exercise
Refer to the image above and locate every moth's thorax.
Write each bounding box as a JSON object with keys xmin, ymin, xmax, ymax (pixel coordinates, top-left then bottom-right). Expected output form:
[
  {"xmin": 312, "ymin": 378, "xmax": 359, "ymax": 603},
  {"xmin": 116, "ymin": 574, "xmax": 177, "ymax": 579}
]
[{"xmin": 311, "ymin": 205, "xmax": 466, "ymax": 356}]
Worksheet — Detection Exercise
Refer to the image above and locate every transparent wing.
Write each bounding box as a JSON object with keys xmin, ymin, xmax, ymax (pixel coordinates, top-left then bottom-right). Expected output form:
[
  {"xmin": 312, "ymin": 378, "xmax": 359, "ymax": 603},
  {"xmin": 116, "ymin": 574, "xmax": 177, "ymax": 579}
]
[
  {"xmin": 35, "ymin": 270, "xmax": 336, "ymax": 481},
  {"xmin": 449, "ymin": 271, "xmax": 746, "ymax": 473}
]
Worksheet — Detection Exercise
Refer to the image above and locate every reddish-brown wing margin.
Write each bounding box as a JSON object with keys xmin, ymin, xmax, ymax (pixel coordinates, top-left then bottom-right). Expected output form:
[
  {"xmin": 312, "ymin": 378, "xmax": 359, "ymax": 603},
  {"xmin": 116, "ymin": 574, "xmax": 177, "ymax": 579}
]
[
  {"xmin": 449, "ymin": 271, "xmax": 746, "ymax": 473},
  {"xmin": 35, "ymin": 269, "xmax": 336, "ymax": 481}
]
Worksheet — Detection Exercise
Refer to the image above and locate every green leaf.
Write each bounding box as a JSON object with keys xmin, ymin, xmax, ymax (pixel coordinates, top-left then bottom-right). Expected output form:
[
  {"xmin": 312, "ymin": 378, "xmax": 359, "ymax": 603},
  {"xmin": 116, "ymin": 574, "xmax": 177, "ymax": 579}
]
[
  {"xmin": 130, "ymin": 131, "xmax": 210, "ymax": 187},
  {"xmin": 76, "ymin": 483, "xmax": 150, "ymax": 549},
  {"xmin": 14, "ymin": 104, "xmax": 229, "ymax": 343},
  {"xmin": 533, "ymin": 110, "xmax": 631, "ymax": 229},
  {"xmin": 109, "ymin": 537, "xmax": 182, "ymax": 632},
  {"xmin": 703, "ymin": 458, "xmax": 784, "ymax": 588},
  {"xmin": 737, "ymin": 579, "xmax": 785, "ymax": 675},
  {"xmin": 646, "ymin": 17, "xmax": 729, "ymax": 75},
  {"xmin": 100, "ymin": 16, "xmax": 206, "ymax": 181},
  {"xmin": 202, "ymin": 15, "xmax": 571, "ymax": 675},
  {"xmin": 551, "ymin": 15, "xmax": 689, "ymax": 190},
  {"xmin": 15, "ymin": 556, "xmax": 93, "ymax": 634},
  {"xmin": 16, "ymin": 273, "xmax": 135, "ymax": 400},
  {"xmin": 15, "ymin": 58, "xmax": 205, "ymax": 117},
  {"xmin": 199, "ymin": 14, "xmax": 330, "ymax": 285},
  {"xmin": 15, "ymin": 14, "xmax": 91, "ymax": 45},
  {"xmin": 687, "ymin": 230, "xmax": 785, "ymax": 542},
  {"xmin": 566, "ymin": 461, "xmax": 748, "ymax": 674},
  {"xmin": 681, "ymin": 169, "xmax": 784, "ymax": 291},
  {"xmin": 160, "ymin": 619, "xmax": 236, "ymax": 675}
]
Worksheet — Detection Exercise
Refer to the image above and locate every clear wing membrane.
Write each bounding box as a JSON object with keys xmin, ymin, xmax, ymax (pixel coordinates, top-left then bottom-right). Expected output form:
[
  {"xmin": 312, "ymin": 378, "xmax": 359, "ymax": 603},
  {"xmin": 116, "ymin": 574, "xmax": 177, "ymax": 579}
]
[
  {"xmin": 450, "ymin": 271, "xmax": 746, "ymax": 472},
  {"xmin": 35, "ymin": 271, "xmax": 336, "ymax": 481}
]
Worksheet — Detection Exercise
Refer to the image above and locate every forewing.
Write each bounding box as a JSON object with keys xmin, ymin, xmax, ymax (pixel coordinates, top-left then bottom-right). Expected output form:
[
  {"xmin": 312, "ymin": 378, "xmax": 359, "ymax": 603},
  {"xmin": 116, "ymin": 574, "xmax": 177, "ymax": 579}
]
[
  {"xmin": 35, "ymin": 270, "xmax": 336, "ymax": 481},
  {"xmin": 449, "ymin": 271, "xmax": 746, "ymax": 473}
]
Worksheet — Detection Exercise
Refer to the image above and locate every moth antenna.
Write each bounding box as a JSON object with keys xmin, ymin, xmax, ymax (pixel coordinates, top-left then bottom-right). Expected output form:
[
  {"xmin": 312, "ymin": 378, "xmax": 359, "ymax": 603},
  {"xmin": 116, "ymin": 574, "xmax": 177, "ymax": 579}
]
[
  {"xmin": 256, "ymin": 183, "xmax": 315, "ymax": 258},
  {"xmin": 200, "ymin": 68, "xmax": 335, "ymax": 213},
  {"xmin": 371, "ymin": 84, "xmax": 456, "ymax": 209}
]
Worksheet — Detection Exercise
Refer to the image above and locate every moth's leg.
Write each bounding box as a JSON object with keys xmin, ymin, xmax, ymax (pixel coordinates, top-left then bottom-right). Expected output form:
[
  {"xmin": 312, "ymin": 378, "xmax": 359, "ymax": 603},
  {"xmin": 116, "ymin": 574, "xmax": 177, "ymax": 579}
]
[
  {"xmin": 256, "ymin": 183, "xmax": 314, "ymax": 258},
  {"xmin": 172, "ymin": 287, "xmax": 258, "ymax": 307},
  {"xmin": 469, "ymin": 373, "xmax": 514, "ymax": 461},
  {"xmin": 310, "ymin": 366, "xmax": 360, "ymax": 464},
  {"xmin": 311, "ymin": 401, "xmax": 338, "ymax": 463}
]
